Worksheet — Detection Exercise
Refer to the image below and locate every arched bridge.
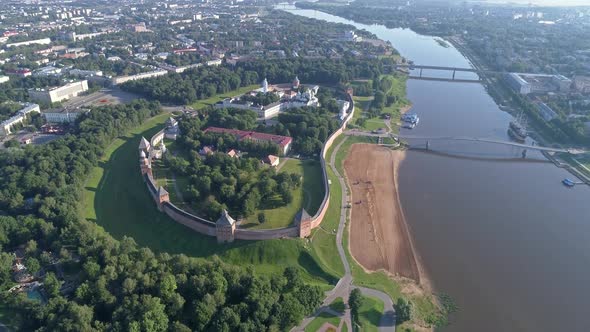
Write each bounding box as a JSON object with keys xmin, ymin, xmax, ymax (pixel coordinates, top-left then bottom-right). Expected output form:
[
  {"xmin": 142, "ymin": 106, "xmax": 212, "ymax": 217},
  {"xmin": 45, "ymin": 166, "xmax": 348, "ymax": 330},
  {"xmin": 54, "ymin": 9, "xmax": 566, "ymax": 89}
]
[{"xmin": 344, "ymin": 130, "xmax": 586, "ymax": 155}]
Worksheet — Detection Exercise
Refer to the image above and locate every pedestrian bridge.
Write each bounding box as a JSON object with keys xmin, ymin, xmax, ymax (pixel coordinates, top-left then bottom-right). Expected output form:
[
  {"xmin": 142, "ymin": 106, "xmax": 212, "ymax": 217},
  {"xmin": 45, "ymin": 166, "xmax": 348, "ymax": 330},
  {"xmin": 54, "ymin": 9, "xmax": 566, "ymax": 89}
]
[{"xmin": 344, "ymin": 130, "xmax": 586, "ymax": 155}]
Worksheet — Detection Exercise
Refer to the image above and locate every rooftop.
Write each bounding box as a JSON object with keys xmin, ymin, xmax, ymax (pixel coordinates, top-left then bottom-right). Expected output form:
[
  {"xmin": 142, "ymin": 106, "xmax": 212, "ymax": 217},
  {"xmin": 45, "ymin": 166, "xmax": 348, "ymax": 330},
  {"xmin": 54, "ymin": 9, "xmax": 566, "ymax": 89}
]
[
  {"xmin": 216, "ymin": 209, "xmax": 236, "ymax": 227},
  {"xmin": 204, "ymin": 127, "xmax": 292, "ymax": 148}
]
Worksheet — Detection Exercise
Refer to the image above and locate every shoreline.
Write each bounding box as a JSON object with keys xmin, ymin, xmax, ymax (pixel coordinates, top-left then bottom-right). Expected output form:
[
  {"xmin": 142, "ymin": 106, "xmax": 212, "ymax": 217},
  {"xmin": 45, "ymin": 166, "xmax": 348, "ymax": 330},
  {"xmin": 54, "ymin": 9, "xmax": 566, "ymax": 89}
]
[{"xmin": 343, "ymin": 143, "xmax": 432, "ymax": 292}]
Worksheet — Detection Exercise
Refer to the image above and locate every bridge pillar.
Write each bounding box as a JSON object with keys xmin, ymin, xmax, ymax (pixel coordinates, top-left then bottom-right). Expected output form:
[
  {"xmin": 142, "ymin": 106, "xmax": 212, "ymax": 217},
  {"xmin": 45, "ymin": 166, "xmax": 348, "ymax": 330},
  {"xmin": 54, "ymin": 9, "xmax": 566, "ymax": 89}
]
[
  {"xmin": 426, "ymin": 140, "xmax": 430, "ymax": 150},
  {"xmin": 522, "ymin": 149, "xmax": 527, "ymax": 159},
  {"xmin": 419, "ymin": 68, "xmax": 423, "ymax": 78},
  {"xmin": 452, "ymin": 70, "xmax": 456, "ymax": 80}
]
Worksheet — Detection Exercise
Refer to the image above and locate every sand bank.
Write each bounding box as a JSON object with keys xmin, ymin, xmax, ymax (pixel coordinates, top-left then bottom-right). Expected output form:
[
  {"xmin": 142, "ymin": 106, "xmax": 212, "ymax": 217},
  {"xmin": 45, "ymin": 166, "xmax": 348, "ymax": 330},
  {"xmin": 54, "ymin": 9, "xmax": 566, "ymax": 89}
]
[{"xmin": 344, "ymin": 144, "xmax": 429, "ymax": 289}]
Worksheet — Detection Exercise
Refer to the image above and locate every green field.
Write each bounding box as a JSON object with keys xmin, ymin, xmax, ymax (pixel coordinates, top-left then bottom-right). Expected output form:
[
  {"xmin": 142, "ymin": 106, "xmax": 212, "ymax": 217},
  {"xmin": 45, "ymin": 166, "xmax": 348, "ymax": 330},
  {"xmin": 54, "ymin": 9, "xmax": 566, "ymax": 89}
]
[
  {"xmin": 189, "ymin": 85, "xmax": 259, "ymax": 110},
  {"xmin": 305, "ymin": 312, "xmax": 341, "ymax": 332},
  {"xmin": 83, "ymin": 113, "xmax": 337, "ymax": 287},
  {"xmin": 357, "ymin": 295, "xmax": 384, "ymax": 332},
  {"xmin": 240, "ymin": 159, "xmax": 324, "ymax": 229}
]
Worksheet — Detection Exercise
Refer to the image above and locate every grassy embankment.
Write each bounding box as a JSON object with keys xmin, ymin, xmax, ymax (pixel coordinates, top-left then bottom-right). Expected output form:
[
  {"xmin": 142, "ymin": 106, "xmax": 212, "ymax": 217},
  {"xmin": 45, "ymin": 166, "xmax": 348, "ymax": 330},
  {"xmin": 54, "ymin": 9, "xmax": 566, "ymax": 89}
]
[
  {"xmin": 305, "ymin": 312, "xmax": 341, "ymax": 332},
  {"xmin": 356, "ymin": 295, "xmax": 385, "ymax": 332},
  {"xmin": 349, "ymin": 74, "xmax": 409, "ymax": 134},
  {"xmin": 305, "ymin": 297, "xmax": 346, "ymax": 332},
  {"xmin": 188, "ymin": 84, "xmax": 259, "ymax": 110},
  {"xmin": 332, "ymin": 135, "xmax": 450, "ymax": 330},
  {"xmin": 83, "ymin": 111, "xmax": 337, "ymax": 289}
]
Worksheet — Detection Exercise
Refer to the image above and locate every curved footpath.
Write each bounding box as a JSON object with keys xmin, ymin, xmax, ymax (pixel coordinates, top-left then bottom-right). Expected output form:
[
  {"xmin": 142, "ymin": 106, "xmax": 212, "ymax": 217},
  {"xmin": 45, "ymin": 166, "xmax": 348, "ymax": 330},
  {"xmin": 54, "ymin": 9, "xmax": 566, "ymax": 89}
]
[{"xmin": 293, "ymin": 136, "xmax": 396, "ymax": 332}]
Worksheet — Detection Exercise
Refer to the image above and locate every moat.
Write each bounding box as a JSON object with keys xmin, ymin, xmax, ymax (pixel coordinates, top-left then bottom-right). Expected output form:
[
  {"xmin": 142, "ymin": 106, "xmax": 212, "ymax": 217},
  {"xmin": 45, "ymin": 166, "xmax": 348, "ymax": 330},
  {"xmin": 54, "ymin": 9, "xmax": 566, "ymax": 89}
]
[{"xmin": 282, "ymin": 5, "xmax": 590, "ymax": 332}]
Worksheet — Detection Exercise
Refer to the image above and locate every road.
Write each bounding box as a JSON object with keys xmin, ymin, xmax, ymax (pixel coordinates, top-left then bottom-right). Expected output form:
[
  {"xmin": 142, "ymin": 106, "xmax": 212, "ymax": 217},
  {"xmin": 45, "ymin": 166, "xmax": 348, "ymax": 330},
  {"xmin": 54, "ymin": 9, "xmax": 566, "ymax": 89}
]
[{"xmin": 293, "ymin": 135, "xmax": 395, "ymax": 332}]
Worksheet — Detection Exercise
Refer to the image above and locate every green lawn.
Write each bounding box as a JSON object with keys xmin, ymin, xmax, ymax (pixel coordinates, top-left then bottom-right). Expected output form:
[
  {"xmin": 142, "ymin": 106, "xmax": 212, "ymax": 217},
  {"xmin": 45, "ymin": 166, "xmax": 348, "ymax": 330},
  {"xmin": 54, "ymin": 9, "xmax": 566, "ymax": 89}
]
[
  {"xmin": 189, "ymin": 85, "xmax": 259, "ymax": 110},
  {"xmin": 357, "ymin": 295, "xmax": 384, "ymax": 332},
  {"xmin": 83, "ymin": 113, "xmax": 337, "ymax": 287},
  {"xmin": 329, "ymin": 297, "xmax": 346, "ymax": 314},
  {"xmin": 241, "ymin": 159, "xmax": 324, "ymax": 230},
  {"xmin": 304, "ymin": 311, "xmax": 341, "ymax": 332}
]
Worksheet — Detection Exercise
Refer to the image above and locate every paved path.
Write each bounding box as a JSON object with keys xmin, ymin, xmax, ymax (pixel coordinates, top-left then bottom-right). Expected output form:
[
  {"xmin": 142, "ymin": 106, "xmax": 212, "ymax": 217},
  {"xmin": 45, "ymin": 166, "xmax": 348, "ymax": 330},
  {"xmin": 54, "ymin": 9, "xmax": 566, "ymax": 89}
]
[
  {"xmin": 355, "ymin": 286, "xmax": 396, "ymax": 331},
  {"xmin": 344, "ymin": 130, "xmax": 585, "ymax": 154},
  {"xmin": 293, "ymin": 135, "xmax": 396, "ymax": 332}
]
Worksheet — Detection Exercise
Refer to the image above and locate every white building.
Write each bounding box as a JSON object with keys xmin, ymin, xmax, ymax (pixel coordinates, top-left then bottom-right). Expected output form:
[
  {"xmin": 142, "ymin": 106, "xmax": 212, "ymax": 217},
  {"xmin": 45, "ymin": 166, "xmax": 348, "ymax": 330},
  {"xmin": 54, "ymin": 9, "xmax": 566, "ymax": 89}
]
[
  {"xmin": 506, "ymin": 73, "xmax": 531, "ymax": 94},
  {"xmin": 6, "ymin": 38, "xmax": 51, "ymax": 48},
  {"xmin": 69, "ymin": 69, "xmax": 103, "ymax": 78},
  {"xmin": 29, "ymin": 80, "xmax": 89, "ymax": 104},
  {"xmin": 42, "ymin": 108, "xmax": 89, "ymax": 123},
  {"xmin": 110, "ymin": 70, "xmax": 167, "ymax": 85},
  {"xmin": 33, "ymin": 66, "xmax": 62, "ymax": 77},
  {"xmin": 216, "ymin": 78, "xmax": 321, "ymax": 120},
  {"xmin": 0, "ymin": 103, "xmax": 40, "ymax": 136},
  {"xmin": 0, "ymin": 76, "xmax": 9, "ymax": 84}
]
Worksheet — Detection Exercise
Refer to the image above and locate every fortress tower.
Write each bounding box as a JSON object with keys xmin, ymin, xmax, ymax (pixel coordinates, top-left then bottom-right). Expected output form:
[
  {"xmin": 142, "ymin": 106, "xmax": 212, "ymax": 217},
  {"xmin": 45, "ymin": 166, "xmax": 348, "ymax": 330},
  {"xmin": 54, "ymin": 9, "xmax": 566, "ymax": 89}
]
[
  {"xmin": 296, "ymin": 209, "xmax": 312, "ymax": 238},
  {"xmin": 216, "ymin": 210, "xmax": 236, "ymax": 243}
]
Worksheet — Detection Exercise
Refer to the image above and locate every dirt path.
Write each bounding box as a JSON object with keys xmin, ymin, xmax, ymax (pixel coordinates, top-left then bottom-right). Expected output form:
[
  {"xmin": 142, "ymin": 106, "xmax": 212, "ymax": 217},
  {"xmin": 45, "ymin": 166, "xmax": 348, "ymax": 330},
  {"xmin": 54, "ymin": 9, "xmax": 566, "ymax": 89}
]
[{"xmin": 344, "ymin": 144, "xmax": 420, "ymax": 282}]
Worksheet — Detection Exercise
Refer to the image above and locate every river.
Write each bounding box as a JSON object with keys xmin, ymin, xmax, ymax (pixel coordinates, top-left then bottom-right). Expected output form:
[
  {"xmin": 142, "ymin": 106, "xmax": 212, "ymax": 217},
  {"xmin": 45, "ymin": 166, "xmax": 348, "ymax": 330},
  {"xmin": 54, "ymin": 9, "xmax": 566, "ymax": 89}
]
[{"xmin": 280, "ymin": 4, "xmax": 590, "ymax": 332}]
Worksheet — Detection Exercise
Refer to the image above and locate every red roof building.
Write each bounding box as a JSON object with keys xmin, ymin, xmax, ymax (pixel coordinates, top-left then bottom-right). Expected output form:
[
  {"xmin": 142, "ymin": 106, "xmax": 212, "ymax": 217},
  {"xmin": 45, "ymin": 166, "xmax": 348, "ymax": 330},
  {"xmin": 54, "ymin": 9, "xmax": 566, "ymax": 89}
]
[{"xmin": 204, "ymin": 127, "xmax": 292, "ymax": 155}]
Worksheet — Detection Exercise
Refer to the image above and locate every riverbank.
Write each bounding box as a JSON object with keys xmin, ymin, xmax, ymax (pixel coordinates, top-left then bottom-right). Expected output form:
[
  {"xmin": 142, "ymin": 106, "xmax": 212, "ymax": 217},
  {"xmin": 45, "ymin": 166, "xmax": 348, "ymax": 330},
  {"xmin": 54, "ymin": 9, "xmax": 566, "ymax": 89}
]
[{"xmin": 343, "ymin": 144, "xmax": 428, "ymax": 289}]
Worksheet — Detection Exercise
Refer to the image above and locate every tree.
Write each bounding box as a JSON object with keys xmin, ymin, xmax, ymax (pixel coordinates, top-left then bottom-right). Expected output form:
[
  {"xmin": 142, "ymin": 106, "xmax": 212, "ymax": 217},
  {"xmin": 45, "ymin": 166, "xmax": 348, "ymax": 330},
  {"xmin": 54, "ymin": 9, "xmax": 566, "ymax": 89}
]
[
  {"xmin": 395, "ymin": 297, "xmax": 412, "ymax": 323},
  {"xmin": 284, "ymin": 267, "xmax": 302, "ymax": 291},
  {"xmin": 24, "ymin": 257, "xmax": 41, "ymax": 276},
  {"xmin": 349, "ymin": 288, "xmax": 362, "ymax": 327},
  {"xmin": 44, "ymin": 272, "xmax": 61, "ymax": 298},
  {"xmin": 257, "ymin": 212, "xmax": 266, "ymax": 224}
]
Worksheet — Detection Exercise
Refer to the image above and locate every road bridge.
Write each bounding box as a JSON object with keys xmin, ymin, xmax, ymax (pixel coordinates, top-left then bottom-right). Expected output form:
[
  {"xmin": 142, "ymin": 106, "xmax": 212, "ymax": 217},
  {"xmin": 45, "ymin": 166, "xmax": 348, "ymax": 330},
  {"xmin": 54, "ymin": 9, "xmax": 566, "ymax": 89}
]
[{"xmin": 344, "ymin": 130, "xmax": 586, "ymax": 155}]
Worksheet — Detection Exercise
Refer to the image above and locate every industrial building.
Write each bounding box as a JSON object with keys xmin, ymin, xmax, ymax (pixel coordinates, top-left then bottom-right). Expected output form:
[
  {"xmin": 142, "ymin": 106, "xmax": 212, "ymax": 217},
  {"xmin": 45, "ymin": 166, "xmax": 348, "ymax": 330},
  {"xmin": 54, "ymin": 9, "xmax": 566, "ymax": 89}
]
[{"xmin": 28, "ymin": 80, "xmax": 88, "ymax": 104}]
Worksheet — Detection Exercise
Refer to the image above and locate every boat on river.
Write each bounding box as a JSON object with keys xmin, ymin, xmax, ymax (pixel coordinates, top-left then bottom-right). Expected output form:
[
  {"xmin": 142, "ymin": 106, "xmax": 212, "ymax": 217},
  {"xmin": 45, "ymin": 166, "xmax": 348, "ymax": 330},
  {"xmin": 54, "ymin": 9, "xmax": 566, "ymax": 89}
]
[
  {"xmin": 562, "ymin": 178, "xmax": 576, "ymax": 187},
  {"xmin": 402, "ymin": 113, "xmax": 420, "ymax": 124},
  {"xmin": 508, "ymin": 113, "xmax": 527, "ymax": 143}
]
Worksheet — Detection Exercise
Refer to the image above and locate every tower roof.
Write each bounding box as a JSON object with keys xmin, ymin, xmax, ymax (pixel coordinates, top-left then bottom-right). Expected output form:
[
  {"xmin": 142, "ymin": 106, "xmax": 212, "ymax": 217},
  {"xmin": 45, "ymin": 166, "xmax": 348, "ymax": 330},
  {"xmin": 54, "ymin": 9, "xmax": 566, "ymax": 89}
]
[
  {"xmin": 139, "ymin": 137, "xmax": 150, "ymax": 150},
  {"xmin": 139, "ymin": 150, "xmax": 147, "ymax": 158},
  {"xmin": 166, "ymin": 117, "xmax": 177, "ymax": 126},
  {"xmin": 294, "ymin": 208, "xmax": 311, "ymax": 224},
  {"xmin": 216, "ymin": 209, "xmax": 236, "ymax": 227},
  {"xmin": 158, "ymin": 186, "xmax": 168, "ymax": 197}
]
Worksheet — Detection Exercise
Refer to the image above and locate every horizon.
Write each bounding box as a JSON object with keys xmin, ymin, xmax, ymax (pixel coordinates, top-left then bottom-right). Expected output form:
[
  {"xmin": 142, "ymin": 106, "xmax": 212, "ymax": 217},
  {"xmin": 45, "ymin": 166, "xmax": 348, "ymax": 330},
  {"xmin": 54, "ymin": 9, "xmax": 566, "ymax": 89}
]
[{"xmin": 464, "ymin": 0, "xmax": 590, "ymax": 6}]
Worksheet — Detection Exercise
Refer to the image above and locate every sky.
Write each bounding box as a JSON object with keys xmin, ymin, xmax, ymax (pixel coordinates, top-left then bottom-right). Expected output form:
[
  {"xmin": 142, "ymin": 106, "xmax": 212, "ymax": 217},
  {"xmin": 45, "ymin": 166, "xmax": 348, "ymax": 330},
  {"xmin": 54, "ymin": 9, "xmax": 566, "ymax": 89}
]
[{"xmin": 465, "ymin": 0, "xmax": 590, "ymax": 6}]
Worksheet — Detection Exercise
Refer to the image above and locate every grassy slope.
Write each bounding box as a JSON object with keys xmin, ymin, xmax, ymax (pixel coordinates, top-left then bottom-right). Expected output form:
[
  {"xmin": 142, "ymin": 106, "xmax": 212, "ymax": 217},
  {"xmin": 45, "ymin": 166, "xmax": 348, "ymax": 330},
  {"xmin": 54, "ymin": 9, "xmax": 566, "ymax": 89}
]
[
  {"xmin": 83, "ymin": 113, "xmax": 337, "ymax": 287},
  {"xmin": 189, "ymin": 85, "xmax": 259, "ymax": 110},
  {"xmin": 357, "ymin": 295, "xmax": 385, "ymax": 332},
  {"xmin": 305, "ymin": 312, "xmax": 341, "ymax": 332},
  {"xmin": 329, "ymin": 297, "xmax": 346, "ymax": 314}
]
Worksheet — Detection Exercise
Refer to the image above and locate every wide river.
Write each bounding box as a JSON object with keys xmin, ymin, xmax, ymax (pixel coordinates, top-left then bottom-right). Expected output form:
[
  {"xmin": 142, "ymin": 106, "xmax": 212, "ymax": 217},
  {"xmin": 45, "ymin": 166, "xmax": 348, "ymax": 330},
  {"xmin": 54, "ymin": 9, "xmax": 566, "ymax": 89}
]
[{"xmin": 280, "ymin": 5, "xmax": 590, "ymax": 332}]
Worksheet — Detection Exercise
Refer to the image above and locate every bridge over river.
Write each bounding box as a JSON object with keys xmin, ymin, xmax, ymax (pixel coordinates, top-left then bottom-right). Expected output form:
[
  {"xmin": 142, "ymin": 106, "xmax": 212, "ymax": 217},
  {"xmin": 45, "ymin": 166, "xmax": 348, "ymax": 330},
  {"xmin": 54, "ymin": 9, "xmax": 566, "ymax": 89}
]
[
  {"xmin": 344, "ymin": 130, "xmax": 586, "ymax": 155},
  {"xmin": 392, "ymin": 63, "xmax": 504, "ymax": 82}
]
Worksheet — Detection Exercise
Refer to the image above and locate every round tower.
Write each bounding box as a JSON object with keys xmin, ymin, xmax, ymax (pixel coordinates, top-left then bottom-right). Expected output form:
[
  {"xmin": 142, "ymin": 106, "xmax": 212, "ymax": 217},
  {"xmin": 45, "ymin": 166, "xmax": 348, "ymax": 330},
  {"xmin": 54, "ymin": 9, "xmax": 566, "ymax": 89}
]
[{"xmin": 262, "ymin": 78, "xmax": 269, "ymax": 94}]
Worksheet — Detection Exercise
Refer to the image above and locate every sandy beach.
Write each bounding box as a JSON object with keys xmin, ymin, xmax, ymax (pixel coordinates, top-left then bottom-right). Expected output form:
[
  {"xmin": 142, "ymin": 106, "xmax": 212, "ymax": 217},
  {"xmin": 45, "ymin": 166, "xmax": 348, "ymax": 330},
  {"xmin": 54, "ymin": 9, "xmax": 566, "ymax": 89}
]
[{"xmin": 344, "ymin": 144, "xmax": 427, "ymax": 286}]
